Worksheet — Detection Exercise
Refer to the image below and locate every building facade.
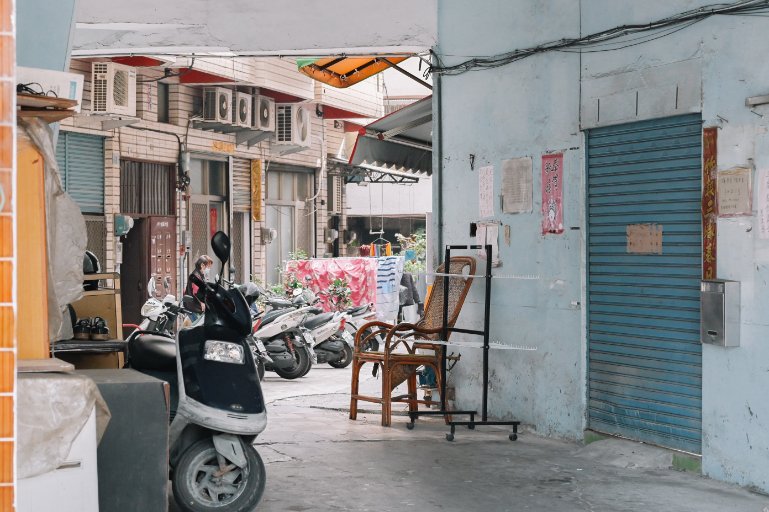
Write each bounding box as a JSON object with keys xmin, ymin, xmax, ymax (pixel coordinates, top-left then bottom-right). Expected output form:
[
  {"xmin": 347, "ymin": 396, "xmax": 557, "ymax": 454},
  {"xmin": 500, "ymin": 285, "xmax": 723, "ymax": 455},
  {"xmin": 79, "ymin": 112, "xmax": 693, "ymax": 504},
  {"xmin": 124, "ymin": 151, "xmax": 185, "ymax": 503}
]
[
  {"xmin": 436, "ymin": 0, "xmax": 769, "ymax": 492},
  {"xmin": 56, "ymin": 56, "xmax": 383, "ymax": 326}
]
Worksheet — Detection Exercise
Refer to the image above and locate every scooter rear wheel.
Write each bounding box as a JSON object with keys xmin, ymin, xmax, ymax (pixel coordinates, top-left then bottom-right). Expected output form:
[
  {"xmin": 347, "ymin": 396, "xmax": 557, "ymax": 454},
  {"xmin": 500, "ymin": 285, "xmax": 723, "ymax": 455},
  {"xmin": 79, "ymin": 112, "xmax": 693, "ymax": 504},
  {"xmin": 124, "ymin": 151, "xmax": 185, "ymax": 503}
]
[
  {"xmin": 328, "ymin": 342, "xmax": 353, "ymax": 369},
  {"xmin": 172, "ymin": 439, "xmax": 265, "ymax": 512},
  {"xmin": 273, "ymin": 343, "xmax": 311, "ymax": 380}
]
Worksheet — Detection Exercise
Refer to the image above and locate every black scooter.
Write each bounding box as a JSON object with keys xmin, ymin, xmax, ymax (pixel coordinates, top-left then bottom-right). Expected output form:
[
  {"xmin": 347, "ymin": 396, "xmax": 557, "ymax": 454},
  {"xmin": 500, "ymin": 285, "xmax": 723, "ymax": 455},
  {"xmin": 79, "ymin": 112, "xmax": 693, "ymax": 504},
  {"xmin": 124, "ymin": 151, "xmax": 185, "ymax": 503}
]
[{"xmin": 126, "ymin": 232, "xmax": 267, "ymax": 512}]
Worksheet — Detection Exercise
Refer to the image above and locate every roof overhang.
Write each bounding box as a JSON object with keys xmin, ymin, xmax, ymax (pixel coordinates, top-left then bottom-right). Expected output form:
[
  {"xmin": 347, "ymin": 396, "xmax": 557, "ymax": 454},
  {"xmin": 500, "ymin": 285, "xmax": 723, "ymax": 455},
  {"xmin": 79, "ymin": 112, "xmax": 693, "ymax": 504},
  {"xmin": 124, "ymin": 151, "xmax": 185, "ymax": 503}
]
[
  {"xmin": 328, "ymin": 158, "xmax": 419, "ymax": 184},
  {"xmin": 71, "ymin": 1, "xmax": 437, "ymax": 57},
  {"xmin": 349, "ymin": 95, "xmax": 432, "ymax": 175}
]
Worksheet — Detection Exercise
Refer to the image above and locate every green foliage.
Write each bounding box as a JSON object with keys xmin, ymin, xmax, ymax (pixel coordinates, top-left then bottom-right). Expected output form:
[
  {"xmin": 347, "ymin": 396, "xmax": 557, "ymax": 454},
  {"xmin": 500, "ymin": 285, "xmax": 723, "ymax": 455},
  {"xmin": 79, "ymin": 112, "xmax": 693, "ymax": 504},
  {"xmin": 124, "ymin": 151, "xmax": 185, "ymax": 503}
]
[
  {"xmin": 327, "ymin": 277, "xmax": 352, "ymax": 311},
  {"xmin": 288, "ymin": 249, "xmax": 308, "ymax": 261},
  {"xmin": 395, "ymin": 229, "xmax": 427, "ymax": 274}
]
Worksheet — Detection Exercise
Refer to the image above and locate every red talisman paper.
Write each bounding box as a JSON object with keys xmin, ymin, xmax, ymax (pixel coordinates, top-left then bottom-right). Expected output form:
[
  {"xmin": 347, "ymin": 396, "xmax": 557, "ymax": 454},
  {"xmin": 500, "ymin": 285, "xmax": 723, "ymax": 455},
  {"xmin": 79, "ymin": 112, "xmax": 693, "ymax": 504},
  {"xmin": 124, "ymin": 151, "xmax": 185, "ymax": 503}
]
[
  {"xmin": 702, "ymin": 127, "xmax": 717, "ymax": 279},
  {"xmin": 541, "ymin": 153, "xmax": 564, "ymax": 235}
]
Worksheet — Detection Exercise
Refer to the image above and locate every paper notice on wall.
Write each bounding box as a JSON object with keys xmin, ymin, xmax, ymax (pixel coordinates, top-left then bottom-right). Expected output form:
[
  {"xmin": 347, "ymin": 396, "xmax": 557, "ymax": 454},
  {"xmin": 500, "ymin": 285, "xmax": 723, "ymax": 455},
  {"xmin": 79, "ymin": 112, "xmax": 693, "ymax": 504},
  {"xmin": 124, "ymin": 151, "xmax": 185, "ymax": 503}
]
[
  {"xmin": 717, "ymin": 167, "xmax": 752, "ymax": 217},
  {"xmin": 479, "ymin": 165, "xmax": 494, "ymax": 219},
  {"xmin": 476, "ymin": 223, "xmax": 500, "ymax": 267},
  {"xmin": 626, "ymin": 224, "xmax": 663, "ymax": 254},
  {"xmin": 501, "ymin": 157, "xmax": 533, "ymax": 213},
  {"xmin": 758, "ymin": 170, "xmax": 769, "ymax": 239}
]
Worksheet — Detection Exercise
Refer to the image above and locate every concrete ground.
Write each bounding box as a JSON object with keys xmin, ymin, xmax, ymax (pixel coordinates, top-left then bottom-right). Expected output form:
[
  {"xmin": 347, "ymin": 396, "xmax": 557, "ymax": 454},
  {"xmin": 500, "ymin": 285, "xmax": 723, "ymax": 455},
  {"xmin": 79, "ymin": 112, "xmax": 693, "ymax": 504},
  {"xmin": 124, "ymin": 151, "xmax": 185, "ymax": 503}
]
[{"xmin": 172, "ymin": 365, "xmax": 769, "ymax": 512}]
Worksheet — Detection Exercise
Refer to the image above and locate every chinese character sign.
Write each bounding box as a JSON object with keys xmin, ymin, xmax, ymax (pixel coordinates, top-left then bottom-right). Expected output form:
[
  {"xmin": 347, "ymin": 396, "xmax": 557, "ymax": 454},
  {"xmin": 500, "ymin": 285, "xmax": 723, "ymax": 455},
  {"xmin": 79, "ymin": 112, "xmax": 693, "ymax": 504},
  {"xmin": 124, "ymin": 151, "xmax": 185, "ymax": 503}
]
[
  {"xmin": 702, "ymin": 127, "xmax": 717, "ymax": 279},
  {"xmin": 541, "ymin": 153, "xmax": 564, "ymax": 235}
]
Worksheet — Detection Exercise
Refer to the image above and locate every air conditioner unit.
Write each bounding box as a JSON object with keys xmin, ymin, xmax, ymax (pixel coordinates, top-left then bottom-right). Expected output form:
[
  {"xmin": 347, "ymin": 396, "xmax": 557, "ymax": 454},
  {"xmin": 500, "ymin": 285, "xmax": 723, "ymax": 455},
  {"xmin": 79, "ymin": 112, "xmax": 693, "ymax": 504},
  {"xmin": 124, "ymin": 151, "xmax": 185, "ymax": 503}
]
[
  {"xmin": 274, "ymin": 104, "xmax": 311, "ymax": 154},
  {"xmin": 91, "ymin": 62, "xmax": 136, "ymax": 116},
  {"xmin": 233, "ymin": 92, "xmax": 252, "ymax": 128},
  {"xmin": 253, "ymin": 95, "xmax": 275, "ymax": 132},
  {"xmin": 203, "ymin": 87, "xmax": 232, "ymax": 124}
]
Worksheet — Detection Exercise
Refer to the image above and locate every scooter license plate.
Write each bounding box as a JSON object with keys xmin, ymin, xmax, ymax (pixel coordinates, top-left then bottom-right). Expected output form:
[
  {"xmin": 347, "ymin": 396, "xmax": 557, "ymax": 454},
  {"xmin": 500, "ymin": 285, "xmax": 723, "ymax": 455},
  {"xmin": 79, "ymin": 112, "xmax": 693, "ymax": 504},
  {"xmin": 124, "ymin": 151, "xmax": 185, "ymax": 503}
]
[
  {"xmin": 256, "ymin": 340, "xmax": 267, "ymax": 352},
  {"xmin": 341, "ymin": 330, "xmax": 354, "ymax": 346}
]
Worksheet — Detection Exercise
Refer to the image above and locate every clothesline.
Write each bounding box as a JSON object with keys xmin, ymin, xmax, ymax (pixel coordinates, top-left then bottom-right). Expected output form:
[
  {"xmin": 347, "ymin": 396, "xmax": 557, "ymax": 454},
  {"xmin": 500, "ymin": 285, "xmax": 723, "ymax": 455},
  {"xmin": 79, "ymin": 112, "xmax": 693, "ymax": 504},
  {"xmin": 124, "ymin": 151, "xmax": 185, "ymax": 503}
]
[
  {"xmin": 421, "ymin": 272, "xmax": 540, "ymax": 280},
  {"xmin": 397, "ymin": 339, "xmax": 538, "ymax": 351}
]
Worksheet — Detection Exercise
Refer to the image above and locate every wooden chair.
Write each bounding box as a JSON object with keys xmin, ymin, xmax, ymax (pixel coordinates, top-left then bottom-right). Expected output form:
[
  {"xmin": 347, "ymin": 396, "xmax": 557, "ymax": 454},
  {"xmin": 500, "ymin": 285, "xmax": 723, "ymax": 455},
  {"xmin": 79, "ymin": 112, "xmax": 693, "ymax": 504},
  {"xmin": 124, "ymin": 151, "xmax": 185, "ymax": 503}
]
[{"xmin": 349, "ymin": 256, "xmax": 476, "ymax": 426}]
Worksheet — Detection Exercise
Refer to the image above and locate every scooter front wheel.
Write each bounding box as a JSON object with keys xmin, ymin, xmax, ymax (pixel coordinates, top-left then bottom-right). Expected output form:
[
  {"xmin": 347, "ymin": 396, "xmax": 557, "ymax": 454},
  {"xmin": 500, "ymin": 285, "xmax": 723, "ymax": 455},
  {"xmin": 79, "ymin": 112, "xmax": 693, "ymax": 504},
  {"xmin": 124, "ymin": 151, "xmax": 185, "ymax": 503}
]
[{"xmin": 172, "ymin": 439, "xmax": 265, "ymax": 512}]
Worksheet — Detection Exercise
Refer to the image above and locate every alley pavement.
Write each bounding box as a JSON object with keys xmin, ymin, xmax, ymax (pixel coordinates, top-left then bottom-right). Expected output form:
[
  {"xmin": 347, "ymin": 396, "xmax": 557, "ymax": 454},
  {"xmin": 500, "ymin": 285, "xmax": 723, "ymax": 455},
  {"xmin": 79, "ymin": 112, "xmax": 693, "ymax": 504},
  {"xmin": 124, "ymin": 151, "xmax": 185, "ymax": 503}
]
[{"xmin": 172, "ymin": 366, "xmax": 769, "ymax": 512}]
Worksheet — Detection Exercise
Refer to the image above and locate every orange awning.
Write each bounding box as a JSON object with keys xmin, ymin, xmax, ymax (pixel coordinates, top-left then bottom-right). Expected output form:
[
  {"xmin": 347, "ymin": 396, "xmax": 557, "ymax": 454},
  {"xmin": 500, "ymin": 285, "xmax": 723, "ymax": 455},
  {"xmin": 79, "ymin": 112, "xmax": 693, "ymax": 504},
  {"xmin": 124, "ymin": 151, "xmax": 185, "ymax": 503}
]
[{"xmin": 297, "ymin": 56, "xmax": 409, "ymax": 88}]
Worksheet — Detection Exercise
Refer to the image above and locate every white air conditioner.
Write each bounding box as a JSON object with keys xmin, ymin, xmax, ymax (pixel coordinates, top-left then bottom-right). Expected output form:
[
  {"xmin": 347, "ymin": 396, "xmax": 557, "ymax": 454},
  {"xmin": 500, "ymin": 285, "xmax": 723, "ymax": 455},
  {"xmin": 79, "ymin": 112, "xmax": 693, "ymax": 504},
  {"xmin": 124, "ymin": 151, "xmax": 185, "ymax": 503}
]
[
  {"xmin": 91, "ymin": 62, "xmax": 136, "ymax": 116},
  {"xmin": 233, "ymin": 92, "xmax": 252, "ymax": 128},
  {"xmin": 203, "ymin": 87, "xmax": 232, "ymax": 124},
  {"xmin": 274, "ymin": 104, "xmax": 311, "ymax": 154},
  {"xmin": 253, "ymin": 95, "xmax": 275, "ymax": 132}
]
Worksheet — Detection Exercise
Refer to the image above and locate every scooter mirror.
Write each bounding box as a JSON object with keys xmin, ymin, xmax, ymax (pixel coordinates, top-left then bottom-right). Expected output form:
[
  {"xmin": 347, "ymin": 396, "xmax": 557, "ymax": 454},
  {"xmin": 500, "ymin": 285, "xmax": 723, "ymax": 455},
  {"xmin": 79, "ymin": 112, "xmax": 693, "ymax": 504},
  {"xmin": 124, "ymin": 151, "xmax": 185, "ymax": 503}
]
[
  {"xmin": 147, "ymin": 277, "xmax": 156, "ymax": 298},
  {"xmin": 211, "ymin": 231, "xmax": 231, "ymax": 266}
]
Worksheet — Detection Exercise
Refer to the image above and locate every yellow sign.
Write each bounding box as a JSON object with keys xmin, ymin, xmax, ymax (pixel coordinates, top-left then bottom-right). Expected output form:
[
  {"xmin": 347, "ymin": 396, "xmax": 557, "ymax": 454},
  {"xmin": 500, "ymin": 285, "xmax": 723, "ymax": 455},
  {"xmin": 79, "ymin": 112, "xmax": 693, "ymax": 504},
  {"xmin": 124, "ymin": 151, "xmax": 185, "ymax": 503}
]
[
  {"xmin": 212, "ymin": 140, "xmax": 235, "ymax": 154},
  {"xmin": 251, "ymin": 159, "xmax": 262, "ymax": 221}
]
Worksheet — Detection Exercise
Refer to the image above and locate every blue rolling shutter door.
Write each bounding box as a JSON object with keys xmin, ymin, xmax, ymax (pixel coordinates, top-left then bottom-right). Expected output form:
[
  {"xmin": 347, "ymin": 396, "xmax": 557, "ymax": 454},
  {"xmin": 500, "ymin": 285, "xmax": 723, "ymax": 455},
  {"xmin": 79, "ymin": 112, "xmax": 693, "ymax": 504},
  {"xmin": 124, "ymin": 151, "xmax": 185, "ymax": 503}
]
[
  {"xmin": 586, "ymin": 114, "xmax": 702, "ymax": 454},
  {"xmin": 55, "ymin": 132, "xmax": 105, "ymax": 214}
]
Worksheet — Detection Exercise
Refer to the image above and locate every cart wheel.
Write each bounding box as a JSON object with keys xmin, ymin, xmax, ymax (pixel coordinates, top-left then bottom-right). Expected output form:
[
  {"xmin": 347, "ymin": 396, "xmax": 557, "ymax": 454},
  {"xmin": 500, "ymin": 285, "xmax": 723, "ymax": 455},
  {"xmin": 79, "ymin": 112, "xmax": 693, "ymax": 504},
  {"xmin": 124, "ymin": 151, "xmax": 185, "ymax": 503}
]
[
  {"xmin": 446, "ymin": 433, "xmax": 454, "ymax": 442},
  {"xmin": 406, "ymin": 422, "xmax": 415, "ymax": 430},
  {"xmin": 509, "ymin": 433, "xmax": 518, "ymax": 441}
]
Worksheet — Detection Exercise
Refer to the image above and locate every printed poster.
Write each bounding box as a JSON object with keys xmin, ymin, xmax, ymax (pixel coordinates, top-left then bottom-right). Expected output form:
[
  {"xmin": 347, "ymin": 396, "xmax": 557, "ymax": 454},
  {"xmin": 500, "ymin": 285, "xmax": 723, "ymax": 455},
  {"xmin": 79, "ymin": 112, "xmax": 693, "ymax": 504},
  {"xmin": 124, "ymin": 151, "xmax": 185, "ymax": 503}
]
[
  {"xmin": 476, "ymin": 222, "xmax": 500, "ymax": 267},
  {"xmin": 717, "ymin": 167, "xmax": 752, "ymax": 217},
  {"xmin": 501, "ymin": 157, "xmax": 533, "ymax": 213},
  {"xmin": 541, "ymin": 153, "xmax": 564, "ymax": 235},
  {"xmin": 479, "ymin": 165, "xmax": 494, "ymax": 219}
]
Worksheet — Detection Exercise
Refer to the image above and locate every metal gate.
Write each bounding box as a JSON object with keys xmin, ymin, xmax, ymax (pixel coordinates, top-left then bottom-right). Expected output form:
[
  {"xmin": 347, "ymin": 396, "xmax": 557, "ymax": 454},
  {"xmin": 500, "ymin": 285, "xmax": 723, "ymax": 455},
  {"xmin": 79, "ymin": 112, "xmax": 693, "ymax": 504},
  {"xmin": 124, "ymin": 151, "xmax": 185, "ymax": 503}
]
[{"xmin": 586, "ymin": 114, "xmax": 703, "ymax": 454}]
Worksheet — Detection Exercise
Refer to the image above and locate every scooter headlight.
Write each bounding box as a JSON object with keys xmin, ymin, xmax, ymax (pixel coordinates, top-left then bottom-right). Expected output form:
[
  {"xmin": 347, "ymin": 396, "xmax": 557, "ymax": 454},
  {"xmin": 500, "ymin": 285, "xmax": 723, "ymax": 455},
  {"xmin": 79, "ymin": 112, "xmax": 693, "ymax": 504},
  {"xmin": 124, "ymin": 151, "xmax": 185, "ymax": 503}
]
[{"xmin": 203, "ymin": 340, "xmax": 245, "ymax": 365}]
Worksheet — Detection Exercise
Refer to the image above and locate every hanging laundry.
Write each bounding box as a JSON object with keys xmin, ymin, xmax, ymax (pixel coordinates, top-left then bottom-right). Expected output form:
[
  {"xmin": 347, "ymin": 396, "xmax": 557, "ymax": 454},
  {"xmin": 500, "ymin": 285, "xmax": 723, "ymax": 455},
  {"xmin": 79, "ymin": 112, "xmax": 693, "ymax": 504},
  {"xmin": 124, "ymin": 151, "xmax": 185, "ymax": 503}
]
[{"xmin": 375, "ymin": 255, "xmax": 404, "ymax": 324}]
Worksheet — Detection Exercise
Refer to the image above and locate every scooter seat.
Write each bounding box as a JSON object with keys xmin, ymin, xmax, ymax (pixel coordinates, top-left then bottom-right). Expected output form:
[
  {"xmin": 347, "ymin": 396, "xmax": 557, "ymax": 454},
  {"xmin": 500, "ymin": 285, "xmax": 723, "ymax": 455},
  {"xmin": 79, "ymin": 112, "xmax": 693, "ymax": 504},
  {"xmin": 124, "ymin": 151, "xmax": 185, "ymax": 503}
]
[
  {"xmin": 128, "ymin": 332, "xmax": 177, "ymax": 372},
  {"xmin": 304, "ymin": 312, "xmax": 335, "ymax": 330},
  {"xmin": 259, "ymin": 308, "xmax": 286, "ymax": 327},
  {"xmin": 347, "ymin": 305, "xmax": 368, "ymax": 316},
  {"xmin": 268, "ymin": 297, "xmax": 293, "ymax": 309}
]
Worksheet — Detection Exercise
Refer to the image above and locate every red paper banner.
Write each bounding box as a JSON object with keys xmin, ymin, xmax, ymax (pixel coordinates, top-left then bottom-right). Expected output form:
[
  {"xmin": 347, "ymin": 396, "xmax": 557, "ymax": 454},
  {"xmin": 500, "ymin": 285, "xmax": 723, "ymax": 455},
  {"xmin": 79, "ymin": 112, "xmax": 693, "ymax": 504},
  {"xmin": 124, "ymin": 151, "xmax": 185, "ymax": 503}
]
[
  {"xmin": 541, "ymin": 153, "xmax": 564, "ymax": 235},
  {"xmin": 209, "ymin": 207, "xmax": 218, "ymax": 239},
  {"xmin": 702, "ymin": 127, "xmax": 718, "ymax": 279}
]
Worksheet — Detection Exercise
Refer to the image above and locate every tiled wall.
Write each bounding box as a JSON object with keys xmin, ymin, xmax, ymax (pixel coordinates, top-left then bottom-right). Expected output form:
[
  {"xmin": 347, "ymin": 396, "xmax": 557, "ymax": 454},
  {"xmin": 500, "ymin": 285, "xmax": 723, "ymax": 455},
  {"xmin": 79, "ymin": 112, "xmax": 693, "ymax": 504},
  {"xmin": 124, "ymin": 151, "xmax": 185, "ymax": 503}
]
[{"xmin": 0, "ymin": 0, "xmax": 14, "ymax": 508}]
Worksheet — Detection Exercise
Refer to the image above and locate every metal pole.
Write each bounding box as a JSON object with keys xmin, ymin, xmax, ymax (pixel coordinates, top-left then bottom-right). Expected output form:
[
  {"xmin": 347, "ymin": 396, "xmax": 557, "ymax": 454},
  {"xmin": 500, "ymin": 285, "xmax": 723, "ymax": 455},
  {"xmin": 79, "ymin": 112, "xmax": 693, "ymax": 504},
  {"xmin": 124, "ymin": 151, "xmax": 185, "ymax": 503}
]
[
  {"xmin": 441, "ymin": 245, "xmax": 451, "ymax": 411},
  {"xmin": 482, "ymin": 244, "xmax": 492, "ymax": 422}
]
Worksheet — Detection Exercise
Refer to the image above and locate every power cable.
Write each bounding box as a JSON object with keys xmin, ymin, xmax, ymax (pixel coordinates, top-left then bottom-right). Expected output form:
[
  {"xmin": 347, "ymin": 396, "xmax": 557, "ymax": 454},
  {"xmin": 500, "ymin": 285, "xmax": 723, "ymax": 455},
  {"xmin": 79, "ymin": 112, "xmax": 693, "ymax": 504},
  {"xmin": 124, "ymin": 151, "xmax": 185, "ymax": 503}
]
[{"xmin": 430, "ymin": 0, "xmax": 769, "ymax": 75}]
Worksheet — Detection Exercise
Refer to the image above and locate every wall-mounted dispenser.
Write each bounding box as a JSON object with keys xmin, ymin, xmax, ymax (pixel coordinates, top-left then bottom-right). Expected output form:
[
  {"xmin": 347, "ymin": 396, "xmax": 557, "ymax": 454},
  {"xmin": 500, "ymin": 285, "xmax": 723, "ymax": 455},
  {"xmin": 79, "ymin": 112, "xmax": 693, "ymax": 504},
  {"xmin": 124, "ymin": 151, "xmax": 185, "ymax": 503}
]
[{"xmin": 700, "ymin": 279, "xmax": 740, "ymax": 347}]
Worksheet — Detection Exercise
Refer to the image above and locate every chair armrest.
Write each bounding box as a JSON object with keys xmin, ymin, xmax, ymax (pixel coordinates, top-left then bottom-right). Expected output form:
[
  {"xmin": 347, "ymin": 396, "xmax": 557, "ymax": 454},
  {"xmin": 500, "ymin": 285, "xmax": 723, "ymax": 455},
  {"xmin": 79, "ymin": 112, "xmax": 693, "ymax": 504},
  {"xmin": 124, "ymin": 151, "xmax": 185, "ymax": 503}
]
[
  {"xmin": 354, "ymin": 321, "xmax": 393, "ymax": 352},
  {"xmin": 384, "ymin": 323, "xmax": 445, "ymax": 354}
]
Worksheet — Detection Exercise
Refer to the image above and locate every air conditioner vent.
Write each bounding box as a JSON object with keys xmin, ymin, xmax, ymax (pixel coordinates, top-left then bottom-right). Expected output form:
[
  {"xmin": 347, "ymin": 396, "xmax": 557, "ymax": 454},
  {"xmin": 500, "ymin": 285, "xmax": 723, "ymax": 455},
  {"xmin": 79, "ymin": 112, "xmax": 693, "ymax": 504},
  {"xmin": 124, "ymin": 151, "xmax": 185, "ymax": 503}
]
[{"xmin": 91, "ymin": 62, "xmax": 136, "ymax": 116}]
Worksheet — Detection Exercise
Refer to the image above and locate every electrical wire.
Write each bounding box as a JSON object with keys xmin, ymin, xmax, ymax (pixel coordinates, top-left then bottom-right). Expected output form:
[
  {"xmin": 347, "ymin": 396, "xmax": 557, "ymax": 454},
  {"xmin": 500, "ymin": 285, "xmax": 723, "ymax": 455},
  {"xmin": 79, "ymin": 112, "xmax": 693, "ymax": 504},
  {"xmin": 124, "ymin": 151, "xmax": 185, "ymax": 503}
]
[{"xmin": 430, "ymin": 0, "xmax": 769, "ymax": 76}]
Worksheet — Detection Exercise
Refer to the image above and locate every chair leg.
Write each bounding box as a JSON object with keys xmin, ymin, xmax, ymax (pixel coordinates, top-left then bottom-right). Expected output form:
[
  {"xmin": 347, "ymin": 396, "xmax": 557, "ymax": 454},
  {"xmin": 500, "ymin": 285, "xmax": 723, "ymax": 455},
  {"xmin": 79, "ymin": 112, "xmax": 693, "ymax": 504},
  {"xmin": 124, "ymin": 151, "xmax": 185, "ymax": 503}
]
[
  {"xmin": 382, "ymin": 364, "xmax": 392, "ymax": 427},
  {"xmin": 407, "ymin": 371, "xmax": 418, "ymax": 414},
  {"xmin": 432, "ymin": 363, "xmax": 452, "ymax": 424},
  {"xmin": 350, "ymin": 359, "xmax": 362, "ymax": 420}
]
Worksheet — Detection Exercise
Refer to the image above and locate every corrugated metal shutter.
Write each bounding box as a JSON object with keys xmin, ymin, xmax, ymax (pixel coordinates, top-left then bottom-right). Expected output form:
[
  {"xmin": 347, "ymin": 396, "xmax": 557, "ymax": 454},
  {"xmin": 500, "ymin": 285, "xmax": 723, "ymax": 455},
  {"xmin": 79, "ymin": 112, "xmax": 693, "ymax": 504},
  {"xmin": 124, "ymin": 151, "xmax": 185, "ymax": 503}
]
[
  {"xmin": 586, "ymin": 114, "xmax": 703, "ymax": 454},
  {"xmin": 55, "ymin": 132, "xmax": 105, "ymax": 214},
  {"xmin": 232, "ymin": 158, "xmax": 251, "ymax": 211}
]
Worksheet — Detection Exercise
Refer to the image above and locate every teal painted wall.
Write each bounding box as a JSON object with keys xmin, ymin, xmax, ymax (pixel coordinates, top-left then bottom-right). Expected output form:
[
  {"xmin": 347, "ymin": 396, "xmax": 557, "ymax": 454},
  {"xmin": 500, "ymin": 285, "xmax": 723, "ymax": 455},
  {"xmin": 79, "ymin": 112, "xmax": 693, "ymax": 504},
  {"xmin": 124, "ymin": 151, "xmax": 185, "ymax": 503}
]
[{"xmin": 17, "ymin": 0, "xmax": 77, "ymax": 70}]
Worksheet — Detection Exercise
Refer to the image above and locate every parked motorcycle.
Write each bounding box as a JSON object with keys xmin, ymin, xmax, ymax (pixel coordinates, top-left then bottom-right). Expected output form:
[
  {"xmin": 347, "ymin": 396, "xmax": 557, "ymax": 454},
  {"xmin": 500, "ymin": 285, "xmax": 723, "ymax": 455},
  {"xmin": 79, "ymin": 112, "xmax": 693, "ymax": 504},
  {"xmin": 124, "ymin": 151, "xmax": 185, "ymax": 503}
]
[
  {"xmin": 241, "ymin": 282, "xmax": 316, "ymax": 380},
  {"xmin": 126, "ymin": 232, "xmax": 267, "ymax": 512}
]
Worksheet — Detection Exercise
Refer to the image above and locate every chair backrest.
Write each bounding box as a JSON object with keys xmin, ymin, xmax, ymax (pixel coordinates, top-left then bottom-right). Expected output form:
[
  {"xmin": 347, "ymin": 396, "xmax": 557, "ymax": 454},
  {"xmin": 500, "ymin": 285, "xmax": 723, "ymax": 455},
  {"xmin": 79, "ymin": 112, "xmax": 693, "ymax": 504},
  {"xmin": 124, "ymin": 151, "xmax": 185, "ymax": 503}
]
[{"xmin": 417, "ymin": 256, "xmax": 476, "ymax": 339}]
